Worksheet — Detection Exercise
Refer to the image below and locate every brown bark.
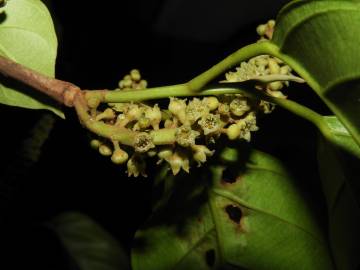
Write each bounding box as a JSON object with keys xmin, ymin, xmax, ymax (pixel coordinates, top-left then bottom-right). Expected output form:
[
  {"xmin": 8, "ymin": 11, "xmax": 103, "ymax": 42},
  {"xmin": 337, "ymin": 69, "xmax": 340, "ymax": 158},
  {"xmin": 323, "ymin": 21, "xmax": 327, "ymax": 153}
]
[{"xmin": 0, "ymin": 55, "xmax": 81, "ymax": 107}]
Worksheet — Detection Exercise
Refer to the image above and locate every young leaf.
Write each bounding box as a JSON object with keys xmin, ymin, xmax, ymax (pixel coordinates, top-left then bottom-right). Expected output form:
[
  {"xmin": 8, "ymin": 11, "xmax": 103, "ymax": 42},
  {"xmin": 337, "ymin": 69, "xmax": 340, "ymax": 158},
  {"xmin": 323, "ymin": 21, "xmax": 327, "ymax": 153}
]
[
  {"xmin": 0, "ymin": 0, "xmax": 63, "ymax": 118},
  {"xmin": 49, "ymin": 212, "xmax": 130, "ymax": 270},
  {"xmin": 132, "ymin": 148, "xmax": 333, "ymax": 270},
  {"xmin": 272, "ymin": 0, "xmax": 360, "ymax": 146},
  {"xmin": 317, "ymin": 116, "xmax": 360, "ymax": 270}
]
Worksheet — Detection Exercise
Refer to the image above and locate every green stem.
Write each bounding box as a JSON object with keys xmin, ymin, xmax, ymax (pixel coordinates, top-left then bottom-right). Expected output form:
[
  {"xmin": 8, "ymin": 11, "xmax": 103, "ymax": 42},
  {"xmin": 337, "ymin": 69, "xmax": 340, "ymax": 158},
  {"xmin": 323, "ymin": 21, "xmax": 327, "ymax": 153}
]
[
  {"xmin": 187, "ymin": 41, "xmax": 282, "ymax": 91},
  {"xmin": 86, "ymin": 41, "xmax": 277, "ymax": 104}
]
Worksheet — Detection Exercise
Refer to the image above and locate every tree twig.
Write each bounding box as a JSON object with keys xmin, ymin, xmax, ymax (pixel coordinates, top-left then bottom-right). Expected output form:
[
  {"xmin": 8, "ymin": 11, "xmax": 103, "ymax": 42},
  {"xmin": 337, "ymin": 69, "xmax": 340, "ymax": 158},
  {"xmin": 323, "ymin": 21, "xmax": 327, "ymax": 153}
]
[{"xmin": 0, "ymin": 55, "xmax": 81, "ymax": 106}]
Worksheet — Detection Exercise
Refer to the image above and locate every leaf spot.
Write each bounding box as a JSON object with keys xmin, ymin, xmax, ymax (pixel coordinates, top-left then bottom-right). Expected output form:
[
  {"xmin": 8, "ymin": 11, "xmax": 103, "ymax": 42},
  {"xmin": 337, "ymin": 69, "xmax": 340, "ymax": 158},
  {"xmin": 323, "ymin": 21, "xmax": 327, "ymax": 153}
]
[
  {"xmin": 221, "ymin": 167, "xmax": 239, "ymax": 184},
  {"xmin": 225, "ymin": 204, "xmax": 242, "ymax": 224}
]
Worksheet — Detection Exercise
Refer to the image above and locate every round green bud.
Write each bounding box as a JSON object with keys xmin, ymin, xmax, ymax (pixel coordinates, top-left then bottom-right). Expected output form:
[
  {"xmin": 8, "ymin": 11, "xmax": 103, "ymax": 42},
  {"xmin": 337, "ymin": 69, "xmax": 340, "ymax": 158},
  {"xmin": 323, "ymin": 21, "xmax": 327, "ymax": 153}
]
[
  {"xmin": 268, "ymin": 58, "xmax": 280, "ymax": 74},
  {"xmin": 118, "ymin": 80, "xmax": 125, "ymax": 89},
  {"xmin": 268, "ymin": 20, "xmax": 276, "ymax": 28},
  {"xmin": 268, "ymin": 81, "xmax": 283, "ymax": 91},
  {"xmin": 130, "ymin": 69, "xmax": 141, "ymax": 81},
  {"xmin": 256, "ymin": 24, "xmax": 267, "ymax": 36},
  {"xmin": 157, "ymin": 147, "xmax": 173, "ymax": 161},
  {"xmin": 139, "ymin": 80, "xmax": 148, "ymax": 89},
  {"xmin": 147, "ymin": 149, "xmax": 157, "ymax": 157},
  {"xmin": 90, "ymin": 139, "xmax": 101, "ymax": 150},
  {"xmin": 226, "ymin": 124, "xmax": 241, "ymax": 140},
  {"xmin": 268, "ymin": 89, "xmax": 287, "ymax": 99},
  {"xmin": 192, "ymin": 145, "xmax": 214, "ymax": 166},
  {"xmin": 111, "ymin": 149, "xmax": 129, "ymax": 164},
  {"xmin": 230, "ymin": 98, "xmax": 250, "ymax": 117},
  {"xmin": 280, "ymin": 65, "xmax": 291, "ymax": 75},
  {"xmin": 123, "ymin": 78, "xmax": 133, "ymax": 88},
  {"xmin": 203, "ymin": 97, "xmax": 219, "ymax": 111},
  {"xmin": 99, "ymin": 144, "xmax": 112, "ymax": 156}
]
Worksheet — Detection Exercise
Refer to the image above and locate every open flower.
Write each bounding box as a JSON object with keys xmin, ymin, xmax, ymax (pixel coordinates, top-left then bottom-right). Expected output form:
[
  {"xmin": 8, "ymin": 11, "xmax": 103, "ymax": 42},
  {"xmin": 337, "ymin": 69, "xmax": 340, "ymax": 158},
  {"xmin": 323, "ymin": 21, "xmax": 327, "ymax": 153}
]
[
  {"xmin": 166, "ymin": 151, "xmax": 190, "ymax": 175},
  {"xmin": 175, "ymin": 125, "xmax": 200, "ymax": 147},
  {"xmin": 198, "ymin": 113, "xmax": 222, "ymax": 135}
]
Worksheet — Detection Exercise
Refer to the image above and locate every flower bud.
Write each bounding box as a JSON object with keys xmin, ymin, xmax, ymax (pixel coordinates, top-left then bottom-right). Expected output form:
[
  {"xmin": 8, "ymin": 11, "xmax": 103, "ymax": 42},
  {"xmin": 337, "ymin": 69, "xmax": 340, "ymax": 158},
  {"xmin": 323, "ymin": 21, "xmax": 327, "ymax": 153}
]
[
  {"xmin": 166, "ymin": 151, "xmax": 189, "ymax": 175},
  {"xmin": 130, "ymin": 69, "xmax": 141, "ymax": 81},
  {"xmin": 95, "ymin": 108, "xmax": 115, "ymax": 121},
  {"xmin": 268, "ymin": 58, "xmax": 280, "ymax": 74},
  {"xmin": 123, "ymin": 78, "xmax": 133, "ymax": 88},
  {"xmin": 157, "ymin": 147, "xmax": 173, "ymax": 162},
  {"xmin": 256, "ymin": 24, "xmax": 267, "ymax": 36},
  {"xmin": 230, "ymin": 98, "xmax": 250, "ymax": 117},
  {"xmin": 268, "ymin": 20, "xmax": 275, "ymax": 28},
  {"xmin": 203, "ymin": 97, "xmax": 219, "ymax": 111},
  {"xmin": 226, "ymin": 124, "xmax": 241, "ymax": 140},
  {"xmin": 268, "ymin": 81, "xmax": 283, "ymax": 91},
  {"xmin": 99, "ymin": 144, "xmax": 112, "ymax": 156},
  {"xmin": 169, "ymin": 98, "xmax": 187, "ymax": 124},
  {"xmin": 191, "ymin": 145, "xmax": 214, "ymax": 166},
  {"xmin": 90, "ymin": 139, "xmax": 101, "ymax": 150},
  {"xmin": 127, "ymin": 155, "xmax": 146, "ymax": 177},
  {"xmin": 280, "ymin": 65, "xmax": 291, "ymax": 75},
  {"xmin": 145, "ymin": 104, "xmax": 162, "ymax": 130},
  {"xmin": 147, "ymin": 149, "xmax": 157, "ymax": 157},
  {"xmin": 111, "ymin": 149, "xmax": 129, "ymax": 164},
  {"xmin": 139, "ymin": 80, "xmax": 148, "ymax": 89}
]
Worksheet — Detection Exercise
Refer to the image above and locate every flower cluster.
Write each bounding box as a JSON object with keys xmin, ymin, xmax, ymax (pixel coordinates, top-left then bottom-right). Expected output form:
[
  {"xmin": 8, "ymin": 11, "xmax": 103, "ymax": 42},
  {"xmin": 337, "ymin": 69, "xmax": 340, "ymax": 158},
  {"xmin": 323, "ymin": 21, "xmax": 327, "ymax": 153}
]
[
  {"xmin": 90, "ymin": 86, "xmax": 264, "ymax": 177},
  {"xmin": 88, "ymin": 21, "xmax": 298, "ymax": 177}
]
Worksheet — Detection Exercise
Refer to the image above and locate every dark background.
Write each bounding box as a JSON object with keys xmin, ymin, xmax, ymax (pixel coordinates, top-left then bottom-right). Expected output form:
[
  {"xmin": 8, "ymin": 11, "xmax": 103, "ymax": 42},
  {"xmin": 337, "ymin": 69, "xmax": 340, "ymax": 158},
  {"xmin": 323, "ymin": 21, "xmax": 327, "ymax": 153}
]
[{"xmin": 0, "ymin": 1, "xmax": 330, "ymax": 269}]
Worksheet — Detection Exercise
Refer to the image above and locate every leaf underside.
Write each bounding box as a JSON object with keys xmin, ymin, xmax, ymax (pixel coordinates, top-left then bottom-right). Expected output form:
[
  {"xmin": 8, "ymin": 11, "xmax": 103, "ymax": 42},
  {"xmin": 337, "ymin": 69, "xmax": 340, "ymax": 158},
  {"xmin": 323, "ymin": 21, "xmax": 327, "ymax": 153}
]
[
  {"xmin": 273, "ymin": 0, "xmax": 360, "ymax": 146},
  {"xmin": 318, "ymin": 116, "xmax": 360, "ymax": 270},
  {"xmin": 50, "ymin": 212, "xmax": 130, "ymax": 270},
  {"xmin": 0, "ymin": 0, "xmax": 63, "ymax": 118},
  {"xmin": 132, "ymin": 148, "xmax": 333, "ymax": 270}
]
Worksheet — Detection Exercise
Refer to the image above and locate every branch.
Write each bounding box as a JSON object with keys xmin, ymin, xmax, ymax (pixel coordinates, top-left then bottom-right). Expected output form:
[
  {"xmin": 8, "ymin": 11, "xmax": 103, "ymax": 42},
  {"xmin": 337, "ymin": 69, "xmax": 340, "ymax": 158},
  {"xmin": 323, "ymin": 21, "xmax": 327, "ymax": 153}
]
[{"xmin": 0, "ymin": 55, "xmax": 81, "ymax": 107}]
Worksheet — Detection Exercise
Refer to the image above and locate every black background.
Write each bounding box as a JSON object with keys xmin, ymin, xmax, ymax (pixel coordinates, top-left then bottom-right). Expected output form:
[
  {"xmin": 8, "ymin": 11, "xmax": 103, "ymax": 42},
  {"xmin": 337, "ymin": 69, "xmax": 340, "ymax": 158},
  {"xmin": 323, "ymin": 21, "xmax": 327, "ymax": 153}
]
[{"xmin": 0, "ymin": 1, "xmax": 330, "ymax": 269}]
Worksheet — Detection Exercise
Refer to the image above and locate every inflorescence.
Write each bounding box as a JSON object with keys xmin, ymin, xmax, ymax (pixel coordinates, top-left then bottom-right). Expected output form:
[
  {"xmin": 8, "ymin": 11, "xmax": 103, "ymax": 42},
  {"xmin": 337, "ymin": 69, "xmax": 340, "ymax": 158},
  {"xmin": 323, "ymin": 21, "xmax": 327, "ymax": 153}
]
[{"xmin": 89, "ymin": 20, "xmax": 296, "ymax": 177}]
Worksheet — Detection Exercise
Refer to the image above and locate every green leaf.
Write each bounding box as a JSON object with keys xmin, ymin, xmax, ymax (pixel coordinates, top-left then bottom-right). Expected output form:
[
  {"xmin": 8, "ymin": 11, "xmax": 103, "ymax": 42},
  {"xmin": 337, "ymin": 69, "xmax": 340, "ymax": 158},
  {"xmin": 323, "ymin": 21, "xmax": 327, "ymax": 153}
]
[
  {"xmin": 272, "ymin": 0, "xmax": 360, "ymax": 146},
  {"xmin": 317, "ymin": 116, "xmax": 360, "ymax": 270},
  {"xmin": 0, "ymin": 0, "xmax": 63, "ymax": 118},
  {"xmin": 50, "ymin": 212, "xmax": 130, "ymax": 270},
  {"xmin": 132, "ymin": 148, "xmax": 333, "ymax": 270}
]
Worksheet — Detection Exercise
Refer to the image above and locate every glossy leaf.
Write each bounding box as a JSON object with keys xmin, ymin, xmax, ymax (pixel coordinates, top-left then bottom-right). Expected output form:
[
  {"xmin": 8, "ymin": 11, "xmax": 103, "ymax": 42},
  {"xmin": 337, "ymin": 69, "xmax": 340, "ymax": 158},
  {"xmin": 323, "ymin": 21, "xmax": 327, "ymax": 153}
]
[
  {"xmin": 318, "ymin": 116, "xmax": 360, "ymax": 270},
  {"xmin": 50, "ymin": 212, "xmax": 130, "ymax": 270},
  {"xmin": 0, "ymin": 0, "xmax": 63, "ymax": 118},
  {"xmin": 132, "ymin": 148, "xmax": 333, "ymax": 270},
  {"xmin": 272, "ymin": 0, "xmax": 360, "ymax": 146}
]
